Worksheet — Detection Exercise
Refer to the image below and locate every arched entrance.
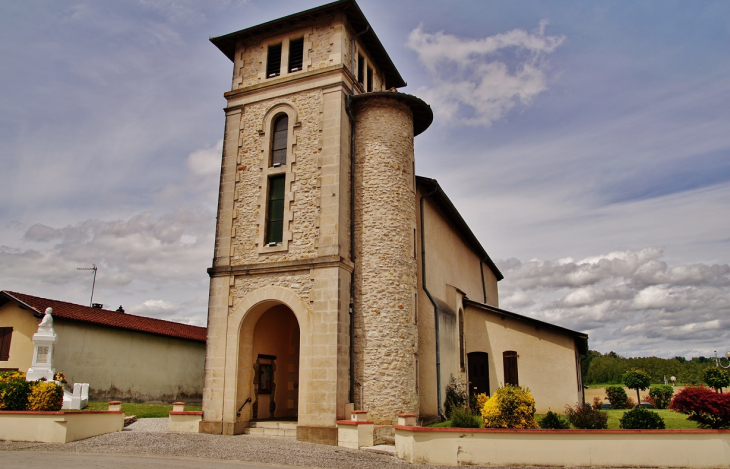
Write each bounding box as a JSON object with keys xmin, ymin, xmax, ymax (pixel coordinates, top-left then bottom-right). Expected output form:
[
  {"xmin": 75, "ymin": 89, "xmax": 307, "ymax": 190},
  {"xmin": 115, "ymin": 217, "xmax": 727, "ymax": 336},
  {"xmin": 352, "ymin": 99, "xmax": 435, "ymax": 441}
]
[{"xmin": 244, "ymin": 304, "xmax": 300, "ymax": 420}]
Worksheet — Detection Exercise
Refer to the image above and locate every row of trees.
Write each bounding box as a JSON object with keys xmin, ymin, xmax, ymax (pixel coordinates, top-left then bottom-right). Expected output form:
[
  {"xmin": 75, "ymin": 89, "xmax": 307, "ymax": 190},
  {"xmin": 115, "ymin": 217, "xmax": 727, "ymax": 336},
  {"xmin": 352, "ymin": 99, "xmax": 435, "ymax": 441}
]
[{"xmin": 582, "ymin": 350, "xmax": 722, "ymax": 385}]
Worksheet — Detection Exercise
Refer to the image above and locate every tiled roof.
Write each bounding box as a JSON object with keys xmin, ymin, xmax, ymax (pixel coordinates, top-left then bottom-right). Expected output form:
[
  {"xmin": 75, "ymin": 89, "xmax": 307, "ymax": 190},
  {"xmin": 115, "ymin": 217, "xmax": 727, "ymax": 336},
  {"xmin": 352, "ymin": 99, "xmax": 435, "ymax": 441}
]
[{"xmin": 1, "ymin": 291, "xmax": 206, "ymax": 343}]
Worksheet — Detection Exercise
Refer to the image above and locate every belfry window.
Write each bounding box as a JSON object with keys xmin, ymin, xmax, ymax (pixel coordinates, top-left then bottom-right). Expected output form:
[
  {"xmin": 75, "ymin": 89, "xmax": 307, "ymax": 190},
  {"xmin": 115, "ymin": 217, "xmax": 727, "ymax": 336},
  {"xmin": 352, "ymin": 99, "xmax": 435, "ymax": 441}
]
[
  {"xmin": 267, "ymin": 43, "xmax": 282, "ymax": 78},
  {"xmin": 271, "ymin": 114, "xmax": 288, "ymax": 166},
  {"xmin": 266, "ymin": 175, "xmax": 285, "ymax": 244},
  {"xmin": 288, "ymin": 38, "xmax": 304, "ymax": 72},
  {"xmin": 357, "ymin": 53, "xmax": 364, "ymax": 86}
]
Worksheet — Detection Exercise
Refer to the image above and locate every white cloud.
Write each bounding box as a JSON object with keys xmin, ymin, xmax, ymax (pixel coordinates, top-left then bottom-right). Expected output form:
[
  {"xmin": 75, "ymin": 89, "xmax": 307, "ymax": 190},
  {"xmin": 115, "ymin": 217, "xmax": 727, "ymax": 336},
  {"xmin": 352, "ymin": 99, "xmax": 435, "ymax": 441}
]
[
  {"xmin": 406, "ymin": 20, "xmax": 565, "ymax": 126},
  {"xmin": 187, "ymin": 139, "xmax": 223, "ymax": 176},
  {"xmin": 497, "ymin": 247, "xmax": 730, "ymax": 357}
]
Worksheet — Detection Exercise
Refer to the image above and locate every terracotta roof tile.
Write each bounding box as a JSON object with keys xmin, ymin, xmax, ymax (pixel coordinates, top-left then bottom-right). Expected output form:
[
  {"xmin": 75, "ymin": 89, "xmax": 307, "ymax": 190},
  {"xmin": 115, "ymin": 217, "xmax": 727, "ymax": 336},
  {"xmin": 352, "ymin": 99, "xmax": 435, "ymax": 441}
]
[{"xmin": 1, "ymin": 291, "xmax": 206, "ymax": 343}]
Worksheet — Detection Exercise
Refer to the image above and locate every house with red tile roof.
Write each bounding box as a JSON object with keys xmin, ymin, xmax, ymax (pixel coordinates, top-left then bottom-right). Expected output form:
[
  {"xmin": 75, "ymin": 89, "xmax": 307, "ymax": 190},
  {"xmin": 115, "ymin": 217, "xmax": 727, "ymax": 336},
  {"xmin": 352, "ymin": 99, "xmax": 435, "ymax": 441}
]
[{"xmin": 0, "ymin": 290, "xmax": 206, "ymax": 403}]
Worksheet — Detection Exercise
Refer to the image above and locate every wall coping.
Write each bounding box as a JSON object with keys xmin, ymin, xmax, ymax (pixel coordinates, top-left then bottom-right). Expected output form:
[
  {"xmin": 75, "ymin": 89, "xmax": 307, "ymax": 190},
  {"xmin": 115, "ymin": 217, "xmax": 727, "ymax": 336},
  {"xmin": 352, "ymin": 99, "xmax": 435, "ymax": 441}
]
[
  {"xmin": 398, "ymin": 413, "xmax": 417, "ymax": 417},
  {"xmin": 351, "ymin": 410, "xmax": 368, "ymax": 414},
  {"xmin": 170, "ymin": 411, "xmax": 203, "ymax": 416},
  {"xmin": 0, "ymin": 411, "xmax": 124, "ymax": 415},
  {"xmin": 337, "ymin": 420, "xmax": 374, "ymax": 426},
  {"xmin": 393, "ymin": 425, "xmax": 730, "ymax": 434}
]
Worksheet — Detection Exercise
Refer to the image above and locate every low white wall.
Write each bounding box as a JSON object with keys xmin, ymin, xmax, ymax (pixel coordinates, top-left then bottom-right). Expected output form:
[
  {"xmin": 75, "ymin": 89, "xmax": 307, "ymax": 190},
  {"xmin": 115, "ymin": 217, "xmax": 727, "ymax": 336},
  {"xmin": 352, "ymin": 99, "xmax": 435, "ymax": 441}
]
[
  {"xmin": 0, "ymin": 411, "xmax": 124, "ymax": 443},
  {"xmin": 395, "ymin": 426, "xmax": 730, "ymax": 468},
  {"xmin": 168, "ymin": 411, "xmax": 203, "ymax": 433}
]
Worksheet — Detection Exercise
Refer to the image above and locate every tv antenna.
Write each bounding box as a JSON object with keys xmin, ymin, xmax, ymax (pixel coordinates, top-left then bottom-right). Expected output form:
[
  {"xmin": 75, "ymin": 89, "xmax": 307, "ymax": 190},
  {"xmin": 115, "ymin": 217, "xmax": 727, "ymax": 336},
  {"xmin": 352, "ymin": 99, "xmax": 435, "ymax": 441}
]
[{"xmin": 77, "ymin": 264, "xmax": 98, "ymax": 307}]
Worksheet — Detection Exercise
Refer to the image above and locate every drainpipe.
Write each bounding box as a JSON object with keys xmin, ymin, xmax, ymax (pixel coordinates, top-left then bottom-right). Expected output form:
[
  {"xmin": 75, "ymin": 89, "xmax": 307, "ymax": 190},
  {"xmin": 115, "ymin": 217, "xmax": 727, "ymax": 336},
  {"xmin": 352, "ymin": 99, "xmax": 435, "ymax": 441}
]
[
  {"xmin": 420, "ymin": 187, "xmax": 447, "ymax": 421},
  {"xmin": 345, "ymin": 25, "xmax": 370, "ymax": 409}
]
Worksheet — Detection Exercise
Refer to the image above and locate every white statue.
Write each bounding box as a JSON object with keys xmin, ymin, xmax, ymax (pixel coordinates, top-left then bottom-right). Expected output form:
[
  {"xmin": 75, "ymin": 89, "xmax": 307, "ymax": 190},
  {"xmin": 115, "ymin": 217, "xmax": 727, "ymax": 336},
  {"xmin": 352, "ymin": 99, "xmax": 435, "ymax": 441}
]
[{"xmin": 38, "ymin": 307, "xmax": 54, "ymax": 332}]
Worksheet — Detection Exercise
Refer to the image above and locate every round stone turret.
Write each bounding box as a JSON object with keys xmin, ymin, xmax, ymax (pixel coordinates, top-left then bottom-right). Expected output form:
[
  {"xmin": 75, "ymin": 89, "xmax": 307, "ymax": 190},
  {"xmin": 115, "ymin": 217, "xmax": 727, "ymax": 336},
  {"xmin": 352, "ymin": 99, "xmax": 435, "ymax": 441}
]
[{"xmin": 351, "ymin": 92, "xmax": 432, "ymax": 424}]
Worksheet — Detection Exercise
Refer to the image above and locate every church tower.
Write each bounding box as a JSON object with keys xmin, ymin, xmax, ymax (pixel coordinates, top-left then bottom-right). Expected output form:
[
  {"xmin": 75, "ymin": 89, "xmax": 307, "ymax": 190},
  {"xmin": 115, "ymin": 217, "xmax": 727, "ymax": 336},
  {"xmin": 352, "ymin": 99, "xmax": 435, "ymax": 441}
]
[{"xmin": 201, "ymin": 0, "xmax": 432, "ymax": 444}]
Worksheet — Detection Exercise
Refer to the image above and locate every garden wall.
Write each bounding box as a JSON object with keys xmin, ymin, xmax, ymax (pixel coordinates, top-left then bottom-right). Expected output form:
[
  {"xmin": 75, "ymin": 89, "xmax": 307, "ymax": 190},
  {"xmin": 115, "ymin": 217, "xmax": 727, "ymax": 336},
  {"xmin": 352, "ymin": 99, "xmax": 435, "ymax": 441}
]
[
  {"xmin": 0, "ymin": 411, "xmax": 124, "ymax": 443},
  {"xmin": 394, "ymin": 425, "xmax": 730, "ymax": 468}
]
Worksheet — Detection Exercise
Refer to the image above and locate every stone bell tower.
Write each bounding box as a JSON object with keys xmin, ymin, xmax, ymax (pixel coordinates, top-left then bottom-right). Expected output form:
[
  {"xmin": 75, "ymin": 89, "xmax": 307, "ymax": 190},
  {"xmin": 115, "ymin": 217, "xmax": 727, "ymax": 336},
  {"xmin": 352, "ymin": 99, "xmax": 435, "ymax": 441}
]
[{"xmin": 201, "ymin": 0, "xmax": 432, "ymax": 444}]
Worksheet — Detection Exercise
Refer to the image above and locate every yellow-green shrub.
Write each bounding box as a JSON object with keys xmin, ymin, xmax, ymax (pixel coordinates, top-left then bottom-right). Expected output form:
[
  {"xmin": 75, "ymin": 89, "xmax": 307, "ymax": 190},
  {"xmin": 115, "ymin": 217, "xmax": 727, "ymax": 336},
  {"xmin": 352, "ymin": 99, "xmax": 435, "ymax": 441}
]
[
  {"xmin": 475, "ymin": 392, "xmax": 489, "ymax": 411},
  {"xmin": 28, "ymin": 381, "xmax": 63, "ymax": 411},
  {"xmin": 481, "ymin": 385, "xmax": 538, "ymax": 429}
]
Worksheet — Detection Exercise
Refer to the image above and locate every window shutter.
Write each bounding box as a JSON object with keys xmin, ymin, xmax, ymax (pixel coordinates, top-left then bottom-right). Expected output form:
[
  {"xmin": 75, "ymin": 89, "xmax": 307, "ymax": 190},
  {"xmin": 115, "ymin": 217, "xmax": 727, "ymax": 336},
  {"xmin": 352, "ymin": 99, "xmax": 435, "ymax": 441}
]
[
  {"xmin": 503, "ymin": 350, "xmax": 518, "ymax": 386},
  {"xmin": 0, "ymin": 327, "xmax": 12, "ymax": 361},
  {"xmin": 288, "ymin": 38, "xmax": 304, "ymax": 73}
]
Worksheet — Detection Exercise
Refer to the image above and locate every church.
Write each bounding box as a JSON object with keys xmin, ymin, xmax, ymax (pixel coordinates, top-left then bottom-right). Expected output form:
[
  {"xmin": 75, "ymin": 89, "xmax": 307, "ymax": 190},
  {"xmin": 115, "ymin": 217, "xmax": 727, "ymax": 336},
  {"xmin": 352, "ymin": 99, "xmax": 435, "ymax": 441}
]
[{"xmin": 200, "ymin": 0, "xmax": 588, "ymax": 445}]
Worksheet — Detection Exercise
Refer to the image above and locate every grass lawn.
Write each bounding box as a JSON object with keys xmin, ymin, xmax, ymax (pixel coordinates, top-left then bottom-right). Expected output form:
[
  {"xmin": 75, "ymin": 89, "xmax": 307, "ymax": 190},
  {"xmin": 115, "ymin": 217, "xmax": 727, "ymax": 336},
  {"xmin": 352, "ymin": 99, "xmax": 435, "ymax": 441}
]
[
  {"xmin": 85, "ymin": 401, "xmax": 202, "ymax": 418},
  {"xmin": 429, "ymin": 409, "xmax": 698, "ymax": 430}
]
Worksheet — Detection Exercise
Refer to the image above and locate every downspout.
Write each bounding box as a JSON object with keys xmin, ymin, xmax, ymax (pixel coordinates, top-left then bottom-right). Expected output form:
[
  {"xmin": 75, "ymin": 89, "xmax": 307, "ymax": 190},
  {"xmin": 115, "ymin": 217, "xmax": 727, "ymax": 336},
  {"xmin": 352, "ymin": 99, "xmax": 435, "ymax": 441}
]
[
  {"xmin": 420, "ymin": 187, "xmax": 447, "ymax": 421},
  {"xmin": 346, "ymin": 24, "xmax": 369, "ymax": 408}
]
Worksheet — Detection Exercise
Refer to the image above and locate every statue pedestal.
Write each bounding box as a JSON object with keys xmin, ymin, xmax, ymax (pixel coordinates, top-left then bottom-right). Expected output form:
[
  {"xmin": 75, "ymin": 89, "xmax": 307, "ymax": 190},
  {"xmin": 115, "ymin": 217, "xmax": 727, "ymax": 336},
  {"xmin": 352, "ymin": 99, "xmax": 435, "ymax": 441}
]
[{"xmin": 26, "ymin": 330, "xmax": 57, "ymax": 382}]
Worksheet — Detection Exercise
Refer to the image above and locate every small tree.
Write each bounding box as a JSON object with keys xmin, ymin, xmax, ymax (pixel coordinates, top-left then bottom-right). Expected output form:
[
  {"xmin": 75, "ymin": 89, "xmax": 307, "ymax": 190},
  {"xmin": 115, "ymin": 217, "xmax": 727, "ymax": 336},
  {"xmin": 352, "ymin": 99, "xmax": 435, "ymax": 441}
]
[
  {"xmin": 669, "ymin": 385, "xmax": 730, "ymax": 429},
  {"xmin": 703, "ymin": 367, "xmax": 730, "ymax": 393},
  {"xmin": 623, "ymin": 369, "xmax": 651, "ymax": 405},
  {"xmin": 604, "ymin": 385, "xmax": 628, "ymax": 409},
  {"xmin": 649, "ymin": 384, "xmax": 674, "ymax": 409}
]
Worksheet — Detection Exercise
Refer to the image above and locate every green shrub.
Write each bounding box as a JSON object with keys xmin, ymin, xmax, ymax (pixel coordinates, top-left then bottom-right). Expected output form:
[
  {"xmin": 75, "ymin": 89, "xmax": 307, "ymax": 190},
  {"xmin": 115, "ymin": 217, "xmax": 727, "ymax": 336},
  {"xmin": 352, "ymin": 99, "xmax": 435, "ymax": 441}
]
[
  {"xmin": 619, "ymin": 407, "xmax": 666, "ymax": 429},
  {"xmin": 564, "ymin": 402, "xmax": 608, "ymax": 429},
  {"xmin": 444, "ymin": 375, "xmax": 468, "ymax": 418},
  {"xmin": 28, "ymin": 381, "xmax": 64, "ymax": 411},
  {"xmin": 481, "ymin": 385, "xmax": 538, "ymax": 429},
  {"xmin": 703, "ymin": 367, "xmax": 730, "ymax": 392},
  {"xmin": 0, "ymin": 377, "xmax": 32, "ymax": 411},
  {"xmin": 604, "ymin": 385, "xmax": 628, "ymax": 409},
  {"xmin": 539, "ymin": 410, "xmax": 570, "ymax": 429},
  {"xmin": 649, "ymin": 384, "xmax": 674, "ymax": 409},
  {"xmin": 623, "ymin": 369, "xmax": 651, "ymax": 404},
  {"xmin": 450, "ymin": 407, "xmax": 482, "ymax": 428}
]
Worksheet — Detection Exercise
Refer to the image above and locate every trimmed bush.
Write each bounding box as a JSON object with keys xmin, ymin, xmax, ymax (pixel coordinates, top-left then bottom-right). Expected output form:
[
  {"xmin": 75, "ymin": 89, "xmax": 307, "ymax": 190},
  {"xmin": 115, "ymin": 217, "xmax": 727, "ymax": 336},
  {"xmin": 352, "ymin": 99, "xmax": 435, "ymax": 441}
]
[
  {"xmin": 481, "ymin": 385, "xmax": 538, "ymax": 429},
  {"xmin": 605, "ymin": 385, "xmax": 628, "ymax": 409},
  {"xmin": 28, "ymin": 381, "xmax": 64, "ymax": 411},
  {"xmin": 450, "ymin": 407, "xmax": 482, "ymax": 428},
  {"xmin": 539, "ymin": 410, "xmax": 570, "ymax": 429},
  {"xmin": 703, "ymin": 367, "xmax": 730, "ymax": 392},
  {"xmin": 669, "ymin": 385, "xmax": 730, "ymax": 429},
  {"xmin": 564, "ymin": 402, "xmax": 608, "ymax": 429},
  {"xmin": 0, "ymin": 377, "xmax": 32, "ymax": 411},
  {"xmin": 619, "ymin": 406, "xmax": 665, "ymax": 429},
  {"xmin": 623, "ymin": 369, "xmax": 651, "ymax": 404},
  {"xmin": 649, "ymin": 384, "xmax": 673, "ymax": 409}
]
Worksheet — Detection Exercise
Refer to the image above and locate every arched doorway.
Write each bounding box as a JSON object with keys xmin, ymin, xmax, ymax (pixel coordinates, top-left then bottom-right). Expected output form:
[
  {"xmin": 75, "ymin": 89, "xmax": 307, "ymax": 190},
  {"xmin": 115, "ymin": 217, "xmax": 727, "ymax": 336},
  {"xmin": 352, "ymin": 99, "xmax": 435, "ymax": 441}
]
[{"xmin": 248, "ymin": 304, "xmax": 300, "ymax": 419}]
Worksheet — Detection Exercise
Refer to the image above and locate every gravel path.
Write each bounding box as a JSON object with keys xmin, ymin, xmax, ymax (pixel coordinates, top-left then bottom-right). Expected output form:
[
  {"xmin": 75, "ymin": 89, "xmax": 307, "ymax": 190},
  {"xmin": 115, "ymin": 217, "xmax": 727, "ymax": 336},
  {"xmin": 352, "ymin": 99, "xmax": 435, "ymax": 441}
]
[{"xmin": 0, "ymin": 419, "xmax": 613, "ymax": 469}]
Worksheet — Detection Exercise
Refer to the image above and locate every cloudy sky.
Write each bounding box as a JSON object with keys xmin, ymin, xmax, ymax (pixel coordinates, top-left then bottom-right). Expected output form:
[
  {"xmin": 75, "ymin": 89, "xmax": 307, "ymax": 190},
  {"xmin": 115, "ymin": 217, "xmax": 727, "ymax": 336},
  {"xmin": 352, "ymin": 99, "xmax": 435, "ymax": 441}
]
[{"xmin": 2, "ymin": 0, "xmax": 728, "ymax": 359}]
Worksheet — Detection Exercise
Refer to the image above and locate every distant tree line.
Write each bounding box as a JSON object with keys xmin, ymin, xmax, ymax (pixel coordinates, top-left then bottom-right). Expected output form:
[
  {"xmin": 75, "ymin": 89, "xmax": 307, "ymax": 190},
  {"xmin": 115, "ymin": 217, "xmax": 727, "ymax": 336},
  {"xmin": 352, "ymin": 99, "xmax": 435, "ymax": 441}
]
[{"xmin": 582, "ymin": 350, "xmax": 718, "ymax": 385}]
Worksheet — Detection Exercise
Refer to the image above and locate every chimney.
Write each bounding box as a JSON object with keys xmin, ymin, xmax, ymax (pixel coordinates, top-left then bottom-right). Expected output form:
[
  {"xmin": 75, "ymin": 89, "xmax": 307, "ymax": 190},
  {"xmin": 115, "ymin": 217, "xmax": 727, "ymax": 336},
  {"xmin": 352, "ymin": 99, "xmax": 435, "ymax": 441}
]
[
  {"xmin": 116, "ymin": 305, "xmax": 125, "ymax": 314},
  {"xmin": 92, "ymin": 303, "xmax": 103, "ymax": 309}
]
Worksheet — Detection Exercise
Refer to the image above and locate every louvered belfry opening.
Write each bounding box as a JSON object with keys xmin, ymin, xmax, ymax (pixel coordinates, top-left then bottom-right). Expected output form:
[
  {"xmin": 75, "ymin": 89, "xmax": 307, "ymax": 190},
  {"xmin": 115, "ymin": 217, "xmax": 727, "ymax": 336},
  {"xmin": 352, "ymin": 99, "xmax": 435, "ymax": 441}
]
[
  {"xmin": 267, "ymin": 43, "xmax": 282, "ymax": 78},
  {"xmin": 288, "ymin": 38, "xmax": 304, "ymax": 72}
]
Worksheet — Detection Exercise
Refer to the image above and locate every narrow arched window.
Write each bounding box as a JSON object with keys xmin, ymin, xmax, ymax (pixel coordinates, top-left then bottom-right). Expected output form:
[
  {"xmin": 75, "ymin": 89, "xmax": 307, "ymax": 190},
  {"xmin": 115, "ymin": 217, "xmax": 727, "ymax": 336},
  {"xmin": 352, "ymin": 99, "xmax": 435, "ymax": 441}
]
[
  {"xmin": 459, "ymin": 310, "xmax": 465, "ymax": 369},
  {"xmin": 271, "ymin": 115, "xmax": 288, "ymax": 166}
]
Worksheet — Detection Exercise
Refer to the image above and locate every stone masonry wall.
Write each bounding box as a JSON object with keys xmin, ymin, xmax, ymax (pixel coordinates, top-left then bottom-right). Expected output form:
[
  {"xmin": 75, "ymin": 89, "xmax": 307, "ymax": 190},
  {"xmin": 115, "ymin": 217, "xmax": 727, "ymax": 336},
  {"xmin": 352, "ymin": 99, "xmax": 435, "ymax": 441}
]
[
  {"xmin": 353, "ymin": 96, "xmax": 419, "ymax": 424},
  {"xmin": 231, "ymin": 90, "xmax": 323, "ymax": 265}
]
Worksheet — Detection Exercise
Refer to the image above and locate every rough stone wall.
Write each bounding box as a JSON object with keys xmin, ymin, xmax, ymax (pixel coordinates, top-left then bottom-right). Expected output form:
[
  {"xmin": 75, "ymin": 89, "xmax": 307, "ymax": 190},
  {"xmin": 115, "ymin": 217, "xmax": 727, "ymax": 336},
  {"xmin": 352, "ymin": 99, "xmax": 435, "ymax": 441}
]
[
  {"xmin": 231, "ymin": 90, "xmax": 324, "ymax": 265},
  {"xmin": 353, "ymin": 97, "xmax": 418, "ymax": 424},
  {"xmin": 308, "ymin": 22, "xmax": 337, "ymax": 70}
]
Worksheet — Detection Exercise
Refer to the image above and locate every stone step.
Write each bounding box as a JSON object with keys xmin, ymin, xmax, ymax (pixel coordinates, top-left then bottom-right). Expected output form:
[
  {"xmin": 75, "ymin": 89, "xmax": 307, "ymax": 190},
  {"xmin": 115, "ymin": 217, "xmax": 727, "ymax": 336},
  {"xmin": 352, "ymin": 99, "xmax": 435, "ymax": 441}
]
[{"xmin": 244, "ymin": 420, "xmax": 297, "ymax": 438}]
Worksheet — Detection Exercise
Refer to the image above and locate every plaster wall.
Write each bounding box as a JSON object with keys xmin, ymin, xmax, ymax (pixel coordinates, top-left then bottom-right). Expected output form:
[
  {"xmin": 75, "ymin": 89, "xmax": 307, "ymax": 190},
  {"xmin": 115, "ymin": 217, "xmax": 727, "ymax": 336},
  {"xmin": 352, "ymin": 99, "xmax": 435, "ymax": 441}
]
[
  {"xmin": 0, "ymin": 411, "xmax": 124, "ymax": 444},
  {"xmin": 416, "ymin": 192, "xmax": 501, "ymax": 419},
  {"xmin": 395, "ymin": 426, "xmax": 730, "ymax": 468},
  {"xmin": 0, "ymin": 302, "xmax": 39, "ymax": 371},
  {"xmin": 52, "ymin": 321, "xmax": 205, "ymax": 403},
  {"xmin": 464, "ymin": 305, "xmax": 582, "ymax": 413}
]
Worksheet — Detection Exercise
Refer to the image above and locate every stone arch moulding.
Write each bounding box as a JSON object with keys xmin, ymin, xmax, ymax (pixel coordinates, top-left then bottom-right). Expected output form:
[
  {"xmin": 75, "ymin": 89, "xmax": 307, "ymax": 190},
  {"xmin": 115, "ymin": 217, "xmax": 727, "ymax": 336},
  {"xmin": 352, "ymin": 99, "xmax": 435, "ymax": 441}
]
[
  {"xmin": 259, "ymin": 102, "xmax": 300, "ymax": 137},
  {"xmin": 221, "ymin": 285, "xmax": 311, "ymax": 424}
]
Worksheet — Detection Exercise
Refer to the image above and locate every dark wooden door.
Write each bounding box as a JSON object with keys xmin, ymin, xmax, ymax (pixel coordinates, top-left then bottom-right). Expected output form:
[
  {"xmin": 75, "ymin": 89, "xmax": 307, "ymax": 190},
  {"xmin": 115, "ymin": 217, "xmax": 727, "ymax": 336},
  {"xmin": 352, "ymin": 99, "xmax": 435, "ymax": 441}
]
[
  {"xmin": 467, "ymin": 352, "xmax": 490, "ymax": 397},
  {"xmin": 503, "ymin": 351, "xmax": 519, "ymax": 386}
]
